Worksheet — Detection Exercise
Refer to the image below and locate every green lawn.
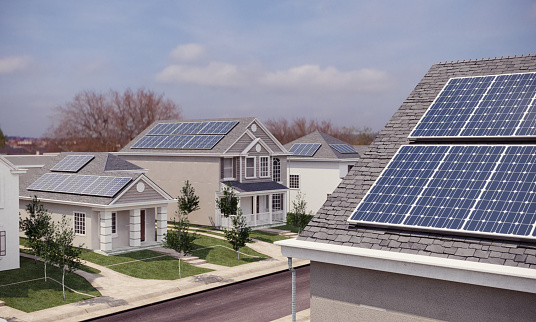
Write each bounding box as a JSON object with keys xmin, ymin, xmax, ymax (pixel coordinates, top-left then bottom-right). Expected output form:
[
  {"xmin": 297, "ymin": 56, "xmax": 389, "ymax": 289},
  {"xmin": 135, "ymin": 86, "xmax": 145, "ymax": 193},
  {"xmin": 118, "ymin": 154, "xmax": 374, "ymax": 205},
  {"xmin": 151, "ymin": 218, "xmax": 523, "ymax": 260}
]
[
  {"xmin": 80, "ymin": 249, "xmax": 212, "ymax": 280},
  {"xmin": 0, "ymin": 257, "xmax": 101, "ymax": 313},
  {"xmin": 271, "ymin": 224, "xmax": 299, "ymax": 233},
  {"xmin": 250, "ymin": 230, "xmax": 289, "ymax": 243},
  {"xmin": 191, "ymin": 235, "xmax": 268, "ymax": 266}
]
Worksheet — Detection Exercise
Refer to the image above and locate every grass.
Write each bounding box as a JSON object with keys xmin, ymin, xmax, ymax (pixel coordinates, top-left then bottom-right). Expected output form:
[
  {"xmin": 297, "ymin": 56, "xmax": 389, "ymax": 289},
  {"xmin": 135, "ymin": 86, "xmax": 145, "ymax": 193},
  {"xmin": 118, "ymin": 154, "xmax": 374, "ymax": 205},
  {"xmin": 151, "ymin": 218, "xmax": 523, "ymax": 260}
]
[
  {"xmin": 191, "ymin": 235, "xmax": 268, "ymax": 266},
  {"xmin": 271, "ymin": 224, "xmax": 299, "ymax": 233},
  {"xmin": 80, "ymin": 249, "xmax": 212, "ymax": 280},
  {"xmin": 250, "ymin": 230, "xmax": 289, "ymax": 243},
  {"xmin": 0, "ymin": 256, "xmax": 101, "ymax": 313}
]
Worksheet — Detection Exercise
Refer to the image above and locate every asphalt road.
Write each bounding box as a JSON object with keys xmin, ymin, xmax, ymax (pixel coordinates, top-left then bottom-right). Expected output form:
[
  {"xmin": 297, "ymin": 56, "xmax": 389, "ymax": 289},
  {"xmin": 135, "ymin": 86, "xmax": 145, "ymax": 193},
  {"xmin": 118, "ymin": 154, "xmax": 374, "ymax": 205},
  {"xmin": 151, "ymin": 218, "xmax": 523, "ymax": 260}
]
[{"xmin": 87, "ymin": 265, "xmax": 310, "ymax": 322}]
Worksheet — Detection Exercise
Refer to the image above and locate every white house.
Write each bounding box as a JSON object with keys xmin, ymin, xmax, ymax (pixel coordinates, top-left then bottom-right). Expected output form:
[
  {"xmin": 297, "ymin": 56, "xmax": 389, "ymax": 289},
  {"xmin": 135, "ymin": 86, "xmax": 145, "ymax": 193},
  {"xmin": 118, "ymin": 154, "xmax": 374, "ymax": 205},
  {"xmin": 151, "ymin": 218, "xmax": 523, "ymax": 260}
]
[
  {"xmin": 0, "ymin": 156, "xmax": 26, "ymax": 271},
  {"xmin": 117, "ymin": 117, "xmax": 291, "ymax": 228},
  {"xmin": 284, "ymin": 131, "xmax": 364, "ymax": 215},
  {"xmin": 278, "ymin": 54, "xmax": 536, "ymax": 321},
  {"xmin": 16, "ymin": 153, "xmax": 173, "ymax": 254}
]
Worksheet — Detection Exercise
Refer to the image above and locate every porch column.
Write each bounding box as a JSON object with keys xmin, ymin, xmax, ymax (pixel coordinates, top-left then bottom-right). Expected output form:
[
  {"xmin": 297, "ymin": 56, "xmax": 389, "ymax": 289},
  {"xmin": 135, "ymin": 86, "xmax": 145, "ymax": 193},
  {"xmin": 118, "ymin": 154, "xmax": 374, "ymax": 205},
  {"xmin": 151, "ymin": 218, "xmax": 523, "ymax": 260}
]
[
  {"xmin": 130, "ymin": 209, "xmax": 141, "ymax": 247},
  {"xmin": 269, "ymin": 194, "xmax": 273, "ymax": 224},
  {"xmin": 156, "ymin": 206, "xmax": 167, "ymax": 243},
  {"xmin": 100, "ymin": 211, "xmax": 112, "ymax": 252},
  {"xmin": 282, "ymin": 192, "xmax": 287, "ymax": 220},
  {"xmin": 253, "ymin": 196, "xmax": 257, "ymax": 226}
]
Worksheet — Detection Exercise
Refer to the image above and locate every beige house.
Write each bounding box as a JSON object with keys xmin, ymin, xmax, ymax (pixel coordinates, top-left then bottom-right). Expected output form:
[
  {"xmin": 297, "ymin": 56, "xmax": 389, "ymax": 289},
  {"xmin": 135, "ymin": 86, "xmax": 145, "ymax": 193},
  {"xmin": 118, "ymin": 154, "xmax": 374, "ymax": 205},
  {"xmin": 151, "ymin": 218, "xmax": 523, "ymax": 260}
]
[
  {"xmin": 278, "ymin": 54, "xmax": 536, "ymax": 321},
  {"xmin": 15, "ymin": 153, "xmax": 172, "ymax": 254},
  {"xmin": 117, "ymin": 117, "xmax": 290, "ymax": 228}
]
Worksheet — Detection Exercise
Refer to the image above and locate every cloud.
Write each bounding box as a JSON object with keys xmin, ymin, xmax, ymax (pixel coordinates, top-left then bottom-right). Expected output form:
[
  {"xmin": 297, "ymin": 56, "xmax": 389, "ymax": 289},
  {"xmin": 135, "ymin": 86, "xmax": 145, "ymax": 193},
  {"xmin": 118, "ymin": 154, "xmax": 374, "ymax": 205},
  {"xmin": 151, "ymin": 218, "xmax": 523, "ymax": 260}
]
[
  {"xmin": 170, "ymin": 43, "xmax": 206, "ymax": 62},
  {"xmin": 0, "ymin": 56, "xmax": 31, "ymax": 75},
  {"xmin": 156, "ymin": 62, "xmax": 394, "ymax": 94}
]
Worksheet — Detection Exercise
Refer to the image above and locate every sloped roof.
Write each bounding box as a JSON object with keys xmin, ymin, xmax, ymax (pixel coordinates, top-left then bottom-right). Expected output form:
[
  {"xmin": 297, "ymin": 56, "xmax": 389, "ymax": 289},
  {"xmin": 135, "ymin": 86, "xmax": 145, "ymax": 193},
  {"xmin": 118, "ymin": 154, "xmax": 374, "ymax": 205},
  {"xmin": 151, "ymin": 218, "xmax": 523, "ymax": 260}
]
[
  {"xmin": 19, "ymin": 152, "xmax": 147, "ymax": 205},
  {"xmin": 300, "ymin": 54, "xmax": 536, "ymax": 269},
  {"xmin": 224, "ymin": 180, "xmax": 288, "ymax": 193},
  {"xmin": 119, "ymin": 117, "xmax": 287, "ymax": 155},
  {"xmin": 284, "ymin": 130, "xmax": 362, "ymax": 160}
]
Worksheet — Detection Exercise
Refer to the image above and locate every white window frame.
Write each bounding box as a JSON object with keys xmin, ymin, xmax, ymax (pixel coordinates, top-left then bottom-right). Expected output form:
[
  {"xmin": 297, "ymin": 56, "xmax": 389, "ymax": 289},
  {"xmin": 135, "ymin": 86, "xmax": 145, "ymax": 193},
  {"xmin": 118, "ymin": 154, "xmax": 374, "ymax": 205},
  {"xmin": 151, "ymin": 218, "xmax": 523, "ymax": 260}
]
[
  {"xmin": 289, "ymin": 174, "xmax": 300, "ymax": 189},
  {"xmin": 259, "ymin": 156, "xmax": 270, "ymax": 178},
  {"xmin": 272, "ymin": 158, "xmax": 281, "ymax": 182},
  {"xmin": 112, "ymin": 212, "xmax": 117, "ymax": 237},
  {"xmin": 272, "ymin": 194, "xmax": 282, "ymax": 211},
  {"xmin": 0, "ymin": 231, "xmax": 6, "ymax": 256},
  {"xmin": 223, "ymin": 158, "xmax": 234, "ymax": 180},
  {"xmin": 245, "ymin": 156, "xmax": 256, "ymax": 179},
  {"xmin": 74, "ymin": 212, "xmax": 86, "ymax": 235}
]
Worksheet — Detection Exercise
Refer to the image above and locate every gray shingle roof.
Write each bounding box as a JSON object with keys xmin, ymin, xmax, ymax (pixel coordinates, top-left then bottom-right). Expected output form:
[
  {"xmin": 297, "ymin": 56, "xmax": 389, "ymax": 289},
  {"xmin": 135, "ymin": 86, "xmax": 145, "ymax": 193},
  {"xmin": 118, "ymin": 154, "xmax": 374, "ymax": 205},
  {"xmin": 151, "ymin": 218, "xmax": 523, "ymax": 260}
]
[
  {"xmin": 299, "ymin": 54, "xmax": 536, "ymax": 269},
  {"xmin": 224, "ymin": 180, "xmax": 288, "ymax": 193},
  {"xmin": 284, "ymin": 130, "xmax": 362, "ymax": 159},
  {"xmin": 20, "ymin": 152, "xmax": 143, "ymax": 205}
]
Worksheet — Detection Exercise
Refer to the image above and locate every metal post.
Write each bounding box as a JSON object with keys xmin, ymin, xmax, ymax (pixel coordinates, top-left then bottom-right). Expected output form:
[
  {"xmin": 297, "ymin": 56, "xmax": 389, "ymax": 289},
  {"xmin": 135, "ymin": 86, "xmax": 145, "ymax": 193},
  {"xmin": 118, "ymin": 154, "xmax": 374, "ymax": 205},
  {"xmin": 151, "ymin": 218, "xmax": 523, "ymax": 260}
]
[{"xmin": 288, "ymin": 257, "xmax": 296, "ymax": 322}]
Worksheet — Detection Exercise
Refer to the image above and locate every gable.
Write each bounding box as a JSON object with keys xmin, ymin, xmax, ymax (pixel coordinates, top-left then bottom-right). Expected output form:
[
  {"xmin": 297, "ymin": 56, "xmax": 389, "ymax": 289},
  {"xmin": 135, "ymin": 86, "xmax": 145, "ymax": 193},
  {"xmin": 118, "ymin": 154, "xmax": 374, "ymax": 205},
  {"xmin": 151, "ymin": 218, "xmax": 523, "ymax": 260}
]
[{"xmin": 113, "ymin": 177, "xmax": 170, "ymax": 205}]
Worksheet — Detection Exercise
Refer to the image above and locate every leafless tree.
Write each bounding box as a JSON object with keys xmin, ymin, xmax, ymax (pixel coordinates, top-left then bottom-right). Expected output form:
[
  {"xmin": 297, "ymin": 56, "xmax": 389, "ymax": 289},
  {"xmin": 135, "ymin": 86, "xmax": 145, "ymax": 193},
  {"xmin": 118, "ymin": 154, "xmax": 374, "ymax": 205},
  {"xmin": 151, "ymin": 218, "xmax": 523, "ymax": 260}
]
[
  {"xmin": 265, "ymin": 117, "xmax": 376, "ymax": 145},
  {"xmin": 46, "ymin": 88, "xmax": 182, "ymax": 152}
]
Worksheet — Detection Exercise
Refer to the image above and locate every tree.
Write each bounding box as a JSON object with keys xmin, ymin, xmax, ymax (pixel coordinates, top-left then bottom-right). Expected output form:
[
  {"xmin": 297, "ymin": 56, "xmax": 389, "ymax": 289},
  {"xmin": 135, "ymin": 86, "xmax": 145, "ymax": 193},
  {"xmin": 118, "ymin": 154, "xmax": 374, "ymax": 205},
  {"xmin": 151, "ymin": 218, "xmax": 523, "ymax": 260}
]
[
  {"xmin": 215, "ymin": 184, "xmax": 239, "ymax": 219},
  {"xmin": 265, "ymin": 117, "xmax": 376, "ymax": 145},
  {"xmin": 46, "ymin": 88, "xmax": 182, "ymax": 152},
  {"xmin": 162, "ymin": 181, "xmax": 199, "ymax": 279},
  {"xmin": 224, "ymin": 209, "xmax": 252, "ymax": 260},
  {"xmin": 49, "ymin": 215, "xmax": 83, "ymax": 301},
  {"xmin": 0, "ymin": 127, "xmax": 5, "ymax": 148},
  {"xmin": 19, "ymin": 196, "xmax": 52, "ymax": 264},
  {"xmin": 287, "ymin": 192, "xmax": 314, "ymax": 234}
]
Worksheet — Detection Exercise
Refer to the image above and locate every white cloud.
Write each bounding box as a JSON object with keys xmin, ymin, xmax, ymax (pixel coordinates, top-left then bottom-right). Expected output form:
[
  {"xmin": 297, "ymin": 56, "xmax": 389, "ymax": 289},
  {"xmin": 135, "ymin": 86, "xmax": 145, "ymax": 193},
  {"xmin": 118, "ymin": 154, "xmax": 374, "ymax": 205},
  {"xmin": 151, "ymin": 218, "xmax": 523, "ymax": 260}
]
[
  {"xmin": 156, "ymin": 61, "xmax": 394, "ymax": 94},
  {"xmin": 170, "ymin": 43, "xmax": 206, "ymax": 62},
  {"xmin": 0, "ymin": 56, "xmax": 31, "ymax": 75}
]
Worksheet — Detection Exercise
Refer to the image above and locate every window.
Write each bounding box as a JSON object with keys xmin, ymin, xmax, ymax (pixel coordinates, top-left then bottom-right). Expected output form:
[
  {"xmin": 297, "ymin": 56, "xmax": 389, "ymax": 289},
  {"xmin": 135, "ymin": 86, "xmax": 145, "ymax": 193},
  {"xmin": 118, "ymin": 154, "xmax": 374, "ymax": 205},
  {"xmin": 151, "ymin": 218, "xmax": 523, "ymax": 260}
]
[
  {"xmin": 74, "ymin": 212, "xmax": 86, "ymax": 235},
  {"xmin": 272, "ymin": 194, "xmax": 282, "ymax": 211},
  {"xmin": 112, "ymin": 212, "xmax": 117, "ymax": 235},
  {"xmin": 223, "ymin": 158, "xmax": 234, "ymax": 179},
  {"xmin": 246, "ymin": 157, "xmax": 256, "ymax": 178},
  {"xmin": 272, "ymin": 158, "xmax": 281, "ymax": 182},
  {"xmin": 289, "ymin": 174, "xmax": 300, "ymax": 189},
  {"xmin": 348, "ymin": 165, "xmax": 354, "ymax": 173},
  {"xmin": 0, "ymin": 231, "xmax": 5, "ymax": 256},
  {"xmin": 260, "ymin": 156, "xmax": 269, "ymax": 178}
]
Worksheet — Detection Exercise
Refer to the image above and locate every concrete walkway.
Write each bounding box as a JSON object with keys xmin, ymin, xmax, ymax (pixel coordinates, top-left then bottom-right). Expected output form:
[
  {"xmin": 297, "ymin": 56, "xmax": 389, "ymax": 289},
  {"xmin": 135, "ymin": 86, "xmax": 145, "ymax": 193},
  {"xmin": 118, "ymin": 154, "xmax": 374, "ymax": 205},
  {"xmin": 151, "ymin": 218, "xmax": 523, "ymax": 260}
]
[{"xmin": 2, "ymin": 236, "xmax": 309, "ymax": 322}]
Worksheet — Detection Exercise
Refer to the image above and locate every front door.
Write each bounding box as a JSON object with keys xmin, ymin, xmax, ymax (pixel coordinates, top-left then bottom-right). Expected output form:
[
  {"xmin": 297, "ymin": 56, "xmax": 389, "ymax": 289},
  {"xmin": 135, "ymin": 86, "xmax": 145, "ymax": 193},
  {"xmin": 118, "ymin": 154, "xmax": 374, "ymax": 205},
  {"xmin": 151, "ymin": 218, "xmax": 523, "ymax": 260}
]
[{"xmin": 141, "ymin": 210, "xmax": 145, "ymax": 242}]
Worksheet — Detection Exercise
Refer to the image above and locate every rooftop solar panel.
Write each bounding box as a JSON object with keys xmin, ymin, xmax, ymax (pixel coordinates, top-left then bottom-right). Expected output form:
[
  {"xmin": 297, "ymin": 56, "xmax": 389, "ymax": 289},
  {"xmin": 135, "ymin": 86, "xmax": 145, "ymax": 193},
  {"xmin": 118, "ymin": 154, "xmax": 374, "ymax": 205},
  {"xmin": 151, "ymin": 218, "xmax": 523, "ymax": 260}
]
[
  {"xmin": 348, "ymin": 144, "xmax": 536, "ymax": 240},
  {"xmin": 51, "ymin": 155, "xmax": 94, "ymax": 172},
  {"xmin": 330, "ymin": 144, "xmax": 358, "ymax": 154},
  {"xmin": 28, "ymin": 173, "xmax": 132, "ymax": 198},
  {"xmin": 409, "ymin": 72, "xmax": 536, "ymax": 139},
  {"xmin": 289, "ymin": 143, "xmax": 321, "ymax": 156},
  {"xmin": 182, "ymin": 135, "xmax": 224, "ymax": 149}
]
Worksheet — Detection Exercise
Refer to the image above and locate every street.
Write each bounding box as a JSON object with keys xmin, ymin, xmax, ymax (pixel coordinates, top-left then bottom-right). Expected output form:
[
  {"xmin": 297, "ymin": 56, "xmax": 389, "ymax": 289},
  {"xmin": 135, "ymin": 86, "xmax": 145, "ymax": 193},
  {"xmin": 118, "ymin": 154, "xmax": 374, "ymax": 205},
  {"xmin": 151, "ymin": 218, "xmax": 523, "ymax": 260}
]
[{"xmin": 86, "ymin": 265, "xmax": 310, "ymax": 322}]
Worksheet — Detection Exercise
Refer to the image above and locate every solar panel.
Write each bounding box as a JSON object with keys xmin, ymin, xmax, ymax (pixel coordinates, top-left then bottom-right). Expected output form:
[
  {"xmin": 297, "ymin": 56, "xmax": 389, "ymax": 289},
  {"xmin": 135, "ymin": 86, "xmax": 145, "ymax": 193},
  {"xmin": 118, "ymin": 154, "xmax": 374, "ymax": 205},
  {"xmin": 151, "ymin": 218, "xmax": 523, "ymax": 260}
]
[
  {"xmin": 201, "ymin": 121, "xmax": 238, "ymax": 134},
  {"xmin": 330, "ymin": 144, "xmax": 357, "ymax": 154},
  {"xmin": 182, "ymin": 135, "xmax": 224, "ymax": 149},
  {"xmin": 348, "ymin": 144, "xmax": 536, "ymax": 240},
  {"xmin": 409, "ymin": 72, "xmax": 536, "ymax": 139},
  {"xmin": 28, "ymin": 173, "xmax": 131, "ymax": 197},
  {"xmin": 51, "ymin": 155, "xmax": 94, "ymax": 172},
  {"xmin": 131, "ymin": 136, "xmax": 166, "ymax": 149},
  {"xmin": 289, "ymin": 143, "xmax": 321, "ymax": 156}
]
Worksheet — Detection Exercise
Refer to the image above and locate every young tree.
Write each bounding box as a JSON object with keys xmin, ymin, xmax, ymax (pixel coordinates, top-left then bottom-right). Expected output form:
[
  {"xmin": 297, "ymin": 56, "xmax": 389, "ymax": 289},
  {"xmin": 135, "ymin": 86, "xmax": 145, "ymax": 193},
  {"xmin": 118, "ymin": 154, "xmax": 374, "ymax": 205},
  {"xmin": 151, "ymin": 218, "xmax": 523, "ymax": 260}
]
[
  {"xmin": 224, "ymin": 209, "xmax": 252, "ymax": 260},
  {"xmin": 287, "ymin": 192, "xmax": 314, "ymax": 234},
  {"xmin": 46, "ymin": 88, "xmax": 182, "ymax": 152},
  {"xmin": 40, "ymin": 220, "xmax": 55, "ymax": 282},
  {"xmin": 49, "ymin": 215, "xmax": 83, "ymax": 301},
  {"xmin": 162, "ymin": 181, "xmax": 200, "ymax": 279},
  {"xmin": 215, "ymin": 184, "xmax": 239, "ymax": 227},
  {"xmin": 19, "ymin": 196, "xmax": 52, "ymax": 264}
]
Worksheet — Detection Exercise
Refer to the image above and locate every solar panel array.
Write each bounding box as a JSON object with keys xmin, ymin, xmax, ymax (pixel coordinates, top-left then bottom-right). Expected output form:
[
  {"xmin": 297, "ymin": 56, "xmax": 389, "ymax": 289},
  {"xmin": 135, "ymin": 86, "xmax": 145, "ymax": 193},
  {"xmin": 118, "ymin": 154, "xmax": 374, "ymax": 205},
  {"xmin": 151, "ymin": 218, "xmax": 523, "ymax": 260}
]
[
  {"xmin": 28, "ymin": 173, "xmax": 132, "ymax": 197},
  {"xmin": 51, "ymin": 155, "xmax": 94, "ymax": 172},
  {"xmin": 132, "ymin": 120, "xmax": 238, "ymax": 150},
  {"xmin": 330, "ymin": 144, "xmax": 358, "ymax": 154},
  {"xmin": 409, "ymin": 72, "xmax": 536, "ymax": 139},
  {"xmin": 349, "ymin": 144, "xmax": 536, "ymax": 239},
  {"xmin": 289, "ymin": 143, "xmax": 321, "ymax": 156}
]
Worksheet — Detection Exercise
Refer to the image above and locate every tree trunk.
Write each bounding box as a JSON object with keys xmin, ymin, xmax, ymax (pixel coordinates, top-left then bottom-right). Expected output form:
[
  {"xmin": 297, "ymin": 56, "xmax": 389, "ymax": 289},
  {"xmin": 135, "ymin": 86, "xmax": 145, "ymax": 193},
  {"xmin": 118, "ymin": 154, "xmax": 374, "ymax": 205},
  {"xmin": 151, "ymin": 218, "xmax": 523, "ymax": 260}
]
[
  {"xmin": 179, "ymin": 257, "xmax": 181, "ymax": 279},
  {"xmin": 62, "ymin": 246, "xmax": 66, "ymax": 301},
  {"xmin": 238, "ymin": 248, "xmax": 240, "ymax": 260}
]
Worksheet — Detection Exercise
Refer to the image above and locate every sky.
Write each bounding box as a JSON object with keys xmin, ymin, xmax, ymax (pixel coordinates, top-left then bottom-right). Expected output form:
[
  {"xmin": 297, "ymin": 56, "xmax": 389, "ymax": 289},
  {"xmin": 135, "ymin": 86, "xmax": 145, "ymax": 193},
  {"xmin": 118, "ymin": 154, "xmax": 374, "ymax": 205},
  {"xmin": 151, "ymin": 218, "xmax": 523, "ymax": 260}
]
[{"xmin": 1, "ymin": 1, "xmax": 536, "ymax": 138}]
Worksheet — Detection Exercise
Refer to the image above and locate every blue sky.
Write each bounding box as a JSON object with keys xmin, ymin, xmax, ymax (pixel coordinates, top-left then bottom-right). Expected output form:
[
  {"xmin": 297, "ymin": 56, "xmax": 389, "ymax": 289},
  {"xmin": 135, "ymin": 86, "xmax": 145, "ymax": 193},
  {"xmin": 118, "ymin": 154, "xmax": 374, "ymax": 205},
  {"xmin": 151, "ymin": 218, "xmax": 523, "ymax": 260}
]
[{"xmin": 1, "ymin": 1, "xmax": 535, "ymax": 138}]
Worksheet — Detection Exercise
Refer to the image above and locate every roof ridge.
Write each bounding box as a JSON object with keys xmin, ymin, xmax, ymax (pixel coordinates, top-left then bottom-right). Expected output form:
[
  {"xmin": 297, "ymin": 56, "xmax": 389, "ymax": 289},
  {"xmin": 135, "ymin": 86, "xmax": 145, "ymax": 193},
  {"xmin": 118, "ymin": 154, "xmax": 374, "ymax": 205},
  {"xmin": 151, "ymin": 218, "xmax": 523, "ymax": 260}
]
[{"xmin": 434, "ymin": 53, "xmax": 536, "ymax": 65}]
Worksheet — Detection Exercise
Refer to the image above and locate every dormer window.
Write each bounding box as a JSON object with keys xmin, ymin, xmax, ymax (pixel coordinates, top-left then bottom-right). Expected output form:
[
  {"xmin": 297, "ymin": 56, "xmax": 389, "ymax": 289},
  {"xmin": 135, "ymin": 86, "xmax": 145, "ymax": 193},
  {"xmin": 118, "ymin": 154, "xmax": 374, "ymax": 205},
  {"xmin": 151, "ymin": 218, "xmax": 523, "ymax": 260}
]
[{"xmin": 246, "ymin": 157, "xmax": 256, "ymax": 178}]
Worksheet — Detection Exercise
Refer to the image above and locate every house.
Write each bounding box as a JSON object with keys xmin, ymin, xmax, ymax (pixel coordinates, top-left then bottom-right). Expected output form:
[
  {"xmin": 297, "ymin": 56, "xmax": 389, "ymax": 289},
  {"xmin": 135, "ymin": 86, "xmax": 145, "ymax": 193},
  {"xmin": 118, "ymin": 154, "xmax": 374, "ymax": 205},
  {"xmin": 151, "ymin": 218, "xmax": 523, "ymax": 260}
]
[
  {"xmin": 284, "ymin": 131, "xmax": 364, "ymax": 215},
  {"xmin": 117, "ymin": 117, "xmax": 290, "ymax": 228},
  {"xmin": 277, "ymin": 54, "xmax": 536, "ymax": 321},
  {"xmin": 0, "ymin": 156, "xmax": 26, "ymax": 271},
  {"xmin": 16, "ymin": 153, "xmax": 173, "ymax": 254}
]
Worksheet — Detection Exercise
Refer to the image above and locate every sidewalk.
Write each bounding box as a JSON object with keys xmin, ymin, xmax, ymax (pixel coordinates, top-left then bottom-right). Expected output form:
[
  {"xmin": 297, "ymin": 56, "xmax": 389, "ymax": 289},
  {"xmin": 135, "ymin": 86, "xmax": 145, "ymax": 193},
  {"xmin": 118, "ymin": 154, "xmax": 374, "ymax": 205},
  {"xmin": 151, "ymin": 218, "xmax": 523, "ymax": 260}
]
[{"xmin": 1, "ymin": 236, "xmax": 309, "ymax": 322}]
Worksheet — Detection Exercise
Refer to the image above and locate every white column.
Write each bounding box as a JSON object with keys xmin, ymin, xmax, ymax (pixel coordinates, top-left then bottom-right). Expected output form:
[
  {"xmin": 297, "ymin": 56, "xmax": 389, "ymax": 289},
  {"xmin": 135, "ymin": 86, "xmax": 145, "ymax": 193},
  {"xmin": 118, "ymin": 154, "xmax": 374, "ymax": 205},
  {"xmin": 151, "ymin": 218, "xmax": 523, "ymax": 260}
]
[
  {"xmin": 157, "ymin": 206, "xmax": 167, "ymax": 243},
  {"xmin": 130, "ymin": 209, "xmax": 141, "ymax": 247},
  {"xmin": 253, "ymin": 195, "xmax": 257, "ymax": 226},
  {"xmin": 283, "ymin": 192, "xmax": 287, "ymax": 220},
  {"xmin": 269, "ymin": 194, "xmax": 273, "ymax": 224},
  {"xmin": 100, "ymin": 211, "xmax": 112, "ymax": 252}
]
